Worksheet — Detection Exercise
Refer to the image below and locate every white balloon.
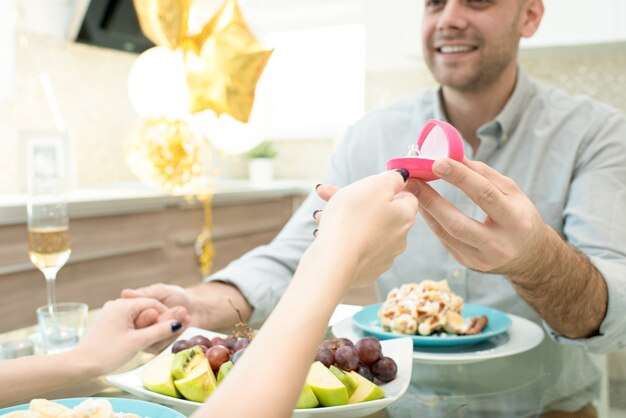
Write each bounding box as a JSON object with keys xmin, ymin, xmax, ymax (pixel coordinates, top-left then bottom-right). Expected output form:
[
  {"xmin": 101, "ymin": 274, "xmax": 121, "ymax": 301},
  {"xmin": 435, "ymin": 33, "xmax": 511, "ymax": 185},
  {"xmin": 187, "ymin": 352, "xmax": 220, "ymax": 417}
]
[
  {"xmin": 127, "ymin": 47, "xmax": 190, "ymax": 117},
  {"xmin": 190, "ymin": 110, "xmax": 264, "ymax": 155}
]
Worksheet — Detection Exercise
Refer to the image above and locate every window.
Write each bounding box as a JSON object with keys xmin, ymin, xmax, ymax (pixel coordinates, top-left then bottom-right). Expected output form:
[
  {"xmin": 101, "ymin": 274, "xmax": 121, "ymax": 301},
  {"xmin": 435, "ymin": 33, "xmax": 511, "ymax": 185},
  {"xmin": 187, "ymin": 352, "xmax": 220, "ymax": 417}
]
[{"xmin": 254, "ymin": 24, "xmax": 365, "ymax": 140}]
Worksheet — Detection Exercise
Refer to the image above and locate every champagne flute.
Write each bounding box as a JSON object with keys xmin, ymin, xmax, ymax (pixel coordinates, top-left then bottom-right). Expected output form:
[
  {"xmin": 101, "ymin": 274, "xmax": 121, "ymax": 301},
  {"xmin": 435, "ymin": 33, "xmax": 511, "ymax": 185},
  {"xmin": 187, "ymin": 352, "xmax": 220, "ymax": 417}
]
[{"xmin": 27, "ymin": 175, "xmax": 71, "ymax": 321}]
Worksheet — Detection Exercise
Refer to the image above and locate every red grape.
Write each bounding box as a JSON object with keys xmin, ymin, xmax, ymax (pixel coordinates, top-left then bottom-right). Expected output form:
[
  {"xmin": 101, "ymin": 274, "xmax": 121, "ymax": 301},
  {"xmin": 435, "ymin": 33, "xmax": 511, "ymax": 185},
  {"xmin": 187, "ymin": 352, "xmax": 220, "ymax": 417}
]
[
  {"xmin": 371, "ymin": 356, "xmax": 397, "ymax": 382},
  {"xmin": 336, "ymin": 338, "xmax": 354, "ymax": 348},
  {"xmin": 188, "ymin": 335, "xmax": 212, "ymax": 349},
  {"xmin": 171, "ymin": 339, "xmax": 192, "ymax": 353},
  {"xmin": 206, "ymin": 345, "xmax": 231, "ymax": 372},
  {"xmin": 211, "ymin": 336, "xmax": 228, "ymax": 348},
  {"xmin": 355, "ymin": 337, "xmax": 382, "ymax": 365},
  {"xmin": 335, "ymin": 346, "xmax": 359, "ymax": 371},
  {"xmin": 357, "ymin": 363, "xmax": 375, "ymax": 382},
  {"xmin": 315, "ymin": 347, "xmax": 335, "ymax": 368}
]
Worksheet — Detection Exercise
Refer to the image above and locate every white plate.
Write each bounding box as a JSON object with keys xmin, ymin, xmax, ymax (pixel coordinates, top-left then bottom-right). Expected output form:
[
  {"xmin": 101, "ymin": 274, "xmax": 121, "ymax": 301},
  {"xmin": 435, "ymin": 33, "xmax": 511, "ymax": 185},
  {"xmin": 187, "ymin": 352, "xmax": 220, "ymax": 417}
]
[
  {"xmin": 107, "ymin": 327, "xmax": 413, "ymax": 417},
  {"xmin": 332, "ymin": 313, "xmax": 544, "ymax": 365}
]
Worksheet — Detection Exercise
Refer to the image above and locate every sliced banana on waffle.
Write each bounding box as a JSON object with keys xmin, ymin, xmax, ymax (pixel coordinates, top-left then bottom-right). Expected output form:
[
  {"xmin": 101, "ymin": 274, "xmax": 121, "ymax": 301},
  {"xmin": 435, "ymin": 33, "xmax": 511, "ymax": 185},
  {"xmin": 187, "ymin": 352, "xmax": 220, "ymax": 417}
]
[
  {"xmin": 443, "ymin": 310, "xmax": 466, "ymax": 334},
  {"xmin": 29, "ymin": 400, "xmax": 73, "ymax": 418}
]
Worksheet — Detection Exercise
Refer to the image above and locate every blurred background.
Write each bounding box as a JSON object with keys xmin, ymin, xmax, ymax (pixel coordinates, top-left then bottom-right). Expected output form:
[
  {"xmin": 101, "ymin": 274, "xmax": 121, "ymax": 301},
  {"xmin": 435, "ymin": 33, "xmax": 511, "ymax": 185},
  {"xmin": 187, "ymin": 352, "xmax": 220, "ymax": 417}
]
[
  {"xmin": 0, "ymin": 0, "xmax": 625, "ymax": 411},
  {"xmin": 1, "ymin": 0, "xmax": 625, "ymax": 194}
]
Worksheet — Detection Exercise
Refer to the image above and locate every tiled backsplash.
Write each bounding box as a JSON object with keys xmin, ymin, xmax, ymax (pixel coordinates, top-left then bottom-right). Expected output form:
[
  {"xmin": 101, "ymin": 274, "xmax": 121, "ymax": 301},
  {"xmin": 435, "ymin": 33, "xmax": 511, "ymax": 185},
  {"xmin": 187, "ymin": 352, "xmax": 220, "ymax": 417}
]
[
  {"xmin": 0, "ymin": 34, "xmax": 138, "ymax": 194},
  {"xmin": 366, "ymin": 42, "xmax": 626, "ymax": 114},
  {"xmin": 1, "ymin": 34, "xmax": 624, "ymax": 195},
  {"xmin": 0, "ymin": 34, "xmax": 334, "ymax": 194}
]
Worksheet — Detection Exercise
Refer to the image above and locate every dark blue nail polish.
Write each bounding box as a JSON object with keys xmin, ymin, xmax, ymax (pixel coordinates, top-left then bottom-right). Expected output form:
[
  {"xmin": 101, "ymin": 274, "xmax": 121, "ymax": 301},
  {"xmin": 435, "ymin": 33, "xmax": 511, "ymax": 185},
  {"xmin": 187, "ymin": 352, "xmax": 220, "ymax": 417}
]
[
  {"xmin": 313, "ymin": 229, "xmax": 318, "ymax": 237},
  {"xmin": 315, "ymin": 183, "xmax": 322, "ymax": 191},
  {"xmin": 171, "ymin": 322, "xmax": 182, "ymax": 332},
  {"xmin": 395, "ymin": 168, "xmax": 409, "ymax": 182},
  {"xmin": 312, "ymin": 209, "xmax": 321, "ymax": 220}
]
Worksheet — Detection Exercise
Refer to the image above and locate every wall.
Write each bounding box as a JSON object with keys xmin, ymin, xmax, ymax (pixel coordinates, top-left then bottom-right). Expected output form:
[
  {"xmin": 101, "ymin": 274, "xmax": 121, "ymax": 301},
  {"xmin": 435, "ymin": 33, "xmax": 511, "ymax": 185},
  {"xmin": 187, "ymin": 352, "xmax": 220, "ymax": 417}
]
[
  {"xmin": 2, "ymin": 34, "xmax": 625, "ymax": 195},
  {"xmin": 0, "ymin": 33, "xmax": 334, "ymax": 195},
  {"xmin": 365, "ymin": 42, "xmax": 626, "ymax": 114}
]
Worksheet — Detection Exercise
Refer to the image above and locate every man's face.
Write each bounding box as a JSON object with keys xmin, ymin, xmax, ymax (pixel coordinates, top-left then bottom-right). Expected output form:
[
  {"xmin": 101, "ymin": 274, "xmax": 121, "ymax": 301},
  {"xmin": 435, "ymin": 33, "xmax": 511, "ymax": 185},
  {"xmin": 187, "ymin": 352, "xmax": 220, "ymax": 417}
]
[{"xmin": 422, "ymin": 0, "xmax": 526, "ymax": 92}]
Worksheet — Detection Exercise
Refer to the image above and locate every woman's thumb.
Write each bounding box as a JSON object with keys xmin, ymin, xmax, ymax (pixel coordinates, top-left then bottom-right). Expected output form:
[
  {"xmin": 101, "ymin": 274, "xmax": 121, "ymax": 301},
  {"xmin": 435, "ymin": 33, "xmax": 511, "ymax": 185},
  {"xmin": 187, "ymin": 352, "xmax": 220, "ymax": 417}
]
[{"xmin": 135, "ymin": 320, "xmax": 184, "ymax": 349}]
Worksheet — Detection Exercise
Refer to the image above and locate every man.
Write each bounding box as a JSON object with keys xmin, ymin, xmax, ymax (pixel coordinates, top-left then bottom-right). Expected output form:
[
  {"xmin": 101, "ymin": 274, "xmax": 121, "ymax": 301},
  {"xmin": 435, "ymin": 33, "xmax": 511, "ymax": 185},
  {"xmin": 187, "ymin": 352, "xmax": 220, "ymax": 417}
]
[{"xmin": 125, "ymin": 0, "xmax": 626, "ymax": 416}]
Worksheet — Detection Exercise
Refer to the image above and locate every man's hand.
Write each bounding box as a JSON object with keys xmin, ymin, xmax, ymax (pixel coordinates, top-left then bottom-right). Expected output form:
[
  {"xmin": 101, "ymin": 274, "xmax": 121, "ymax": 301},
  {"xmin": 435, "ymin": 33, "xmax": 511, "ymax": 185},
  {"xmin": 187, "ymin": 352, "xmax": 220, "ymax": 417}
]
[
  {"xmin": 416, "ymin": 157, "xmax": 549, "ymax": 277},
  {"xmin": 121, "ymin": 284, "xmax": 193, "ymax": 352},
  {"xmin": 417, "ymin": 157, "xmax": 607, "ymax": 338},
  {"xmin": 122, "ymin": 282, "xmax": 254, "ymax": 344}
]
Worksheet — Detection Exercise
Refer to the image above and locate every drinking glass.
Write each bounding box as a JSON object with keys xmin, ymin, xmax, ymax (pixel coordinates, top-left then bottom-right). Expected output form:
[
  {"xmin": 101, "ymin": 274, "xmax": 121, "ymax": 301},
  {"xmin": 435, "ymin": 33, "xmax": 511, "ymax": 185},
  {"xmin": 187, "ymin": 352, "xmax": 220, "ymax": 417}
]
[
  {"xmin": 37, "ymin": 302, "xmax": 87, "ymax": 354},
  {"xmin": 27, "ymin": 176, "xmax": 71, "ymax": 320}
]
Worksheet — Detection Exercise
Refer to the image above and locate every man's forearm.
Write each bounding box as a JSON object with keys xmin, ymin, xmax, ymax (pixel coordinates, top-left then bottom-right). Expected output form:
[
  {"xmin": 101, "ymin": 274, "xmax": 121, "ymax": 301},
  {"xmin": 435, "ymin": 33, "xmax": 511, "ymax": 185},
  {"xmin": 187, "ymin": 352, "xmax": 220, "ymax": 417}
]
[
  {"xmin": 508, "ymin": 226, "xmax": 608, "ymax": 339},
  {"xmin": 187, "ymin": 281, "xmax": 254, "ymax": 331}
]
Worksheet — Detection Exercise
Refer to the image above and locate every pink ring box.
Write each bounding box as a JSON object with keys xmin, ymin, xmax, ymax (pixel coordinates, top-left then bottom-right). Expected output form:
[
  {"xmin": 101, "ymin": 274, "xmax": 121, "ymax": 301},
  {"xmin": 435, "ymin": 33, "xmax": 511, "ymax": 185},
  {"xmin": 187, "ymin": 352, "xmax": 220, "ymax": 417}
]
[{"xmin": 386, "ymin": 119, "xmax": 464, "ymax": 182}]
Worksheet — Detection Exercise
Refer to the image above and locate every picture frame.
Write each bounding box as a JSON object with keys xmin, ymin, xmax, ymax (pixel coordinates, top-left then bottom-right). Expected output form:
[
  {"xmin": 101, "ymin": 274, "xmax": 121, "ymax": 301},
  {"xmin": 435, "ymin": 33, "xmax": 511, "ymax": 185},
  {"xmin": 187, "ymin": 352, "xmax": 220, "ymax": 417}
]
[{"xmin": 20, "ymin": 131, "xmax": 72, "ymax": 193}]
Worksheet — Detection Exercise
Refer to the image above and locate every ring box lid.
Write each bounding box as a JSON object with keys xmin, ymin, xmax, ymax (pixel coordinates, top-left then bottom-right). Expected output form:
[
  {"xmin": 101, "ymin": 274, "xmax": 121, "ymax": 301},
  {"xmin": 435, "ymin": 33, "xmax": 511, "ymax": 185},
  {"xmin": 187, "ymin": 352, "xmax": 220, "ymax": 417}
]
[{"xmin": 386, "ymin": 119, "xmax": 464, "ymax": 182}]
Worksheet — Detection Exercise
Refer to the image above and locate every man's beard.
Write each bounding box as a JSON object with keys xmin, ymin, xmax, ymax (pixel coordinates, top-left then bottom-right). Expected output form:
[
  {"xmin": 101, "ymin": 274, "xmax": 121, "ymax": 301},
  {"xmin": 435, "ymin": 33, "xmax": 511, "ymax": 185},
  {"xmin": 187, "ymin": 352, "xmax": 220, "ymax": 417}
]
[{"xmin": 425, "ymin": 35, "xmax": 519, "ymax": 92}]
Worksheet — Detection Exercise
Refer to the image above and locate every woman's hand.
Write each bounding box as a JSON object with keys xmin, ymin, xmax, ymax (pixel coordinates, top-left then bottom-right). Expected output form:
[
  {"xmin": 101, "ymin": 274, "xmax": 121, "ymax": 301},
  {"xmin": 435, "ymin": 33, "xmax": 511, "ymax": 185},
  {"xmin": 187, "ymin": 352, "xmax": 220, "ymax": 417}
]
[
  {"xmin": 314, "ymin": 169, "xmax": 419, "ymax": 287},
  {"xmin": 73, "ymin": 298, "xmax": 189, "ymax": 375}
]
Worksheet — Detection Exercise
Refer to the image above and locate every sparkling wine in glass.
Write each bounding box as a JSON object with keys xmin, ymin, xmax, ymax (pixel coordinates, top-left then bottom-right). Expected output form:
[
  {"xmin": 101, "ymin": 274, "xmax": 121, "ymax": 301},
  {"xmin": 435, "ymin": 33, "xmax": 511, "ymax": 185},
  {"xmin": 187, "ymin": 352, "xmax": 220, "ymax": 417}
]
[{"xmin": 27, "ymin": 176, "xmax": 71, "ymax": 318}]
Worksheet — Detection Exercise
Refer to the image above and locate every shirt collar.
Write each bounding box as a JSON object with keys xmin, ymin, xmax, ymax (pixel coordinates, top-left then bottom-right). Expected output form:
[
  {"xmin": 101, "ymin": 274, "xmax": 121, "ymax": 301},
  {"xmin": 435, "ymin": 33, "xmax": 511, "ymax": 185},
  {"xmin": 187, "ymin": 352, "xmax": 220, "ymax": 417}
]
[
  {"xmin": 489, "ymin": 66, "xmax": 537, "ymax": 143},
  {"xmin": 431, "ymin": 66, "xmax": 537, "ymax": 144}
]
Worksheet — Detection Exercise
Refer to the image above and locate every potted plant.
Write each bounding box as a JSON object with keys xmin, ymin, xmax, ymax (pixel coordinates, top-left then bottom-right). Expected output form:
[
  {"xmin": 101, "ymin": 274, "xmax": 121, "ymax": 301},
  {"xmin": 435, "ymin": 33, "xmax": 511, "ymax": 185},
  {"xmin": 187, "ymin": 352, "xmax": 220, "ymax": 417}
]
[{"xmin": 244, "ymin": 141, "xmax": 277, "ymax": 183}]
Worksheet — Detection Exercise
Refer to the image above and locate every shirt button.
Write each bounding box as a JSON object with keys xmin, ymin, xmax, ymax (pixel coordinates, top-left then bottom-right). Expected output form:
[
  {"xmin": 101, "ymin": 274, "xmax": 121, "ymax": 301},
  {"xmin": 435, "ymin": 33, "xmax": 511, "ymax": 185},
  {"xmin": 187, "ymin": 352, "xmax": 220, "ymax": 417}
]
[{"xmin": 452, "ymin": 269, "xmax": 462, "ymax": 281}]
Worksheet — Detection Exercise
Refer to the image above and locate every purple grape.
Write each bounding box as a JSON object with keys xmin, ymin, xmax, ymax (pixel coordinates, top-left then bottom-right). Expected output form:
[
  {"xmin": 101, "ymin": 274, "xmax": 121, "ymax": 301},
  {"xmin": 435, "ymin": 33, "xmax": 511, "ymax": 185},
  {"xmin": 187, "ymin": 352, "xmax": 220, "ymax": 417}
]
[
  {"xmin": 233, "ymin": 337, "xmax": 250, "ymax": 352},
  {"xmin": 335, "ymin": 346, "xmax": 359, "ymax": 371},
  {"xmin": 319, "ymin": 339, "xmax": 339, "ymax": 351},
  {"xmin": 357, "ymin": 363, "xmax": 375, "ymax": 382},
  {"xmin": 225, "ymin": 336, "xmax": 238, "ymax": 351},
  {"xmin": 355, "ymin": 337, "xmax": 382, "ymax": 365},
  {"xmin": 231, "ymin": 348, "xmax": 246, "ymax": 364},
  {"xmin": 171, "ymin": 339, "xmax": 192, "ymax": 353},
  {"xmin": 315, "ymin": 347, "xmax": 335, "ymax": 368},
  {"xmin": 371, "ymin": 357, "xmax": 397, "ymax": 382},
  {"xmin": 188, "ymin": 335, "xmax": 212, "ymax": 349}
]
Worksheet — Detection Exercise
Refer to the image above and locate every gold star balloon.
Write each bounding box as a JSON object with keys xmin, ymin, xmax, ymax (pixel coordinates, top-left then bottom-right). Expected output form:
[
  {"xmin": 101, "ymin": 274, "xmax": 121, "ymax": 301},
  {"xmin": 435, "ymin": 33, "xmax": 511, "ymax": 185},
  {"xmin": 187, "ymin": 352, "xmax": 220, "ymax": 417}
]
[
  {"xmin": 133, "ymin": 0, "xmax": 191, "ymax": 49},
  {"xmin": 130, "ymin": 0, "xmax": 272, "ymax": 275},
  {"xmin": 182, "ymin": 0, "xmax": 274, "ymax": 122}
]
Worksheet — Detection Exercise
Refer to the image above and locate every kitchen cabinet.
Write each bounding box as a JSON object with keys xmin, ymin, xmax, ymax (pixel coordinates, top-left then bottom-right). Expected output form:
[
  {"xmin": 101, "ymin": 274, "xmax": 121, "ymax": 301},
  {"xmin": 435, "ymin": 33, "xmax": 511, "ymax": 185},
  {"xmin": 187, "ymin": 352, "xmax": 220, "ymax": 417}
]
[{"xmin": 0, "ymin": 190, "xmax": 307, "ymax": 333}]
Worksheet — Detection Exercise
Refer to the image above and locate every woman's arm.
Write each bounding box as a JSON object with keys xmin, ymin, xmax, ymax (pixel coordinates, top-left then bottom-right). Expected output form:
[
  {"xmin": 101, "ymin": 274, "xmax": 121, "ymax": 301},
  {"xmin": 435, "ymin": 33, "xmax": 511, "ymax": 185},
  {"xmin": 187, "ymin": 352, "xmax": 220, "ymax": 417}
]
[
  {"xmin": 0, "ymin": 298, "xmax": 189, "ymax": 405},
  {"xmin": 193, "ymin": 170, "xmax": 418, "ymax": 418}
]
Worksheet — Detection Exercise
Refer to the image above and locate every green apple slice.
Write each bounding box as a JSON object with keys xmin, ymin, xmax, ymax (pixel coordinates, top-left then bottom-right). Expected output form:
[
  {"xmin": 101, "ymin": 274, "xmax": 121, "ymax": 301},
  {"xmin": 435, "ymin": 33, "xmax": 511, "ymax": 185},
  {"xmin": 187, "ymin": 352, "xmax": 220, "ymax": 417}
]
[
  {"xmin": 306, "ymin": 361, "xmax": 349, "ymax": 406},
  {"xmin": 217, "ymin": 360, "xmax": 234, "ymax": 384},
  {"xmin": 174, "ymin": 360, "xmax": 218, "ymax": 402},
  {"xmin": 348, "ymin": 370, "xmax": 385, "ymax": 403},
  {"xmin": 295, "ymin": 383, "xmax": 319, "ymax": 409},
  {"xmin": 329, "ymin": 365, "xmax": 358, "ymax": 397},
  {"xmin": 141, "ymin": 353, "xmax": 181, "ymax": 398}
]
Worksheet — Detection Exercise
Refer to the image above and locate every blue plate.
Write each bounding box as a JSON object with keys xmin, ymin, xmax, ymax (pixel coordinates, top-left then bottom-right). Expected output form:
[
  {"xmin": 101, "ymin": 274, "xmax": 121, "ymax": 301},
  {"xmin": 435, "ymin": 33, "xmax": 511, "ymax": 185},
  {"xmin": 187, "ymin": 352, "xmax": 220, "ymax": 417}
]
[
  {"xmin": 0, "ymin": 397, "xmax": 185, "ymax": 418},
  {"xmin": 352, "ymin": 303, "xmax": 512, "ymax": 347}
]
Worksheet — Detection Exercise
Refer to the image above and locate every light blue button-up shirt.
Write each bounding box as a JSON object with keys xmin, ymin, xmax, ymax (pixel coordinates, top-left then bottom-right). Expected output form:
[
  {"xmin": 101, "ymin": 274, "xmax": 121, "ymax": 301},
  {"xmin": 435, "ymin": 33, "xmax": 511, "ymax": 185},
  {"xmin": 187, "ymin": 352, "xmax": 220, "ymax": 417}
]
[{"xmin": 209, "ymin": 68, "xmax": 626, "ymax": 412}]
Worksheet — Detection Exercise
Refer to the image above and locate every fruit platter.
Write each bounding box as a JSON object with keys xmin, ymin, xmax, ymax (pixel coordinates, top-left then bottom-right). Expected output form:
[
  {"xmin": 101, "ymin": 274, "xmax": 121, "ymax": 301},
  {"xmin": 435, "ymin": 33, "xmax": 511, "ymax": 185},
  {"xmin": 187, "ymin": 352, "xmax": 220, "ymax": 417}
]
[{"xmin": 107, "ymin": 327, "xmax": 413, "ymax": 417}]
